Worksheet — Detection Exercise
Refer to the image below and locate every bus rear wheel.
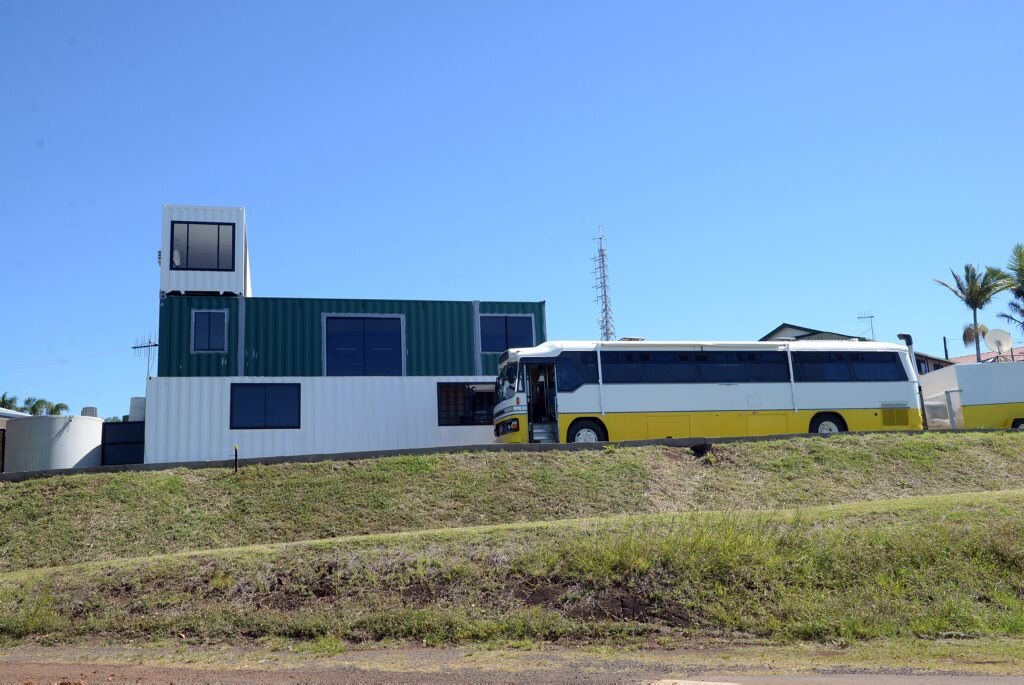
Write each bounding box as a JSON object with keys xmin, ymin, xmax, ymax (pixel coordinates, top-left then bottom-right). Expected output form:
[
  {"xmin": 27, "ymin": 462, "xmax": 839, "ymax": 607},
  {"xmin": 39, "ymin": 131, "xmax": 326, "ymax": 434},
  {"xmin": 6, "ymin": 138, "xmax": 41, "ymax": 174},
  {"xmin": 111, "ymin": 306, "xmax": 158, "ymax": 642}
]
[
  {"xmin": 1012, "ymin": 419, "xmax": 1024, "ymax": 430},
  {"xmin": 810, "ymin": 413, "xmax": 847, "ymax": 434},
  {"xmin": 568, "ymin": 419, "xmax": 607, "ymax": 443}
]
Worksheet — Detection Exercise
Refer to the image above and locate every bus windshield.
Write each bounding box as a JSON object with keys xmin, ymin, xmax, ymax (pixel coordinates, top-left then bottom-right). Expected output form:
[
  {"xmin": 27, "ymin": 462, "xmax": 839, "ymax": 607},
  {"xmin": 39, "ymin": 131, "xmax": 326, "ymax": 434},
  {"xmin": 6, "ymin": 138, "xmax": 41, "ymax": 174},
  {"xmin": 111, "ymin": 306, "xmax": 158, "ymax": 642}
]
[{"xmin": 496, "ymin": 362, "xmax": 520, "ymax": 401}]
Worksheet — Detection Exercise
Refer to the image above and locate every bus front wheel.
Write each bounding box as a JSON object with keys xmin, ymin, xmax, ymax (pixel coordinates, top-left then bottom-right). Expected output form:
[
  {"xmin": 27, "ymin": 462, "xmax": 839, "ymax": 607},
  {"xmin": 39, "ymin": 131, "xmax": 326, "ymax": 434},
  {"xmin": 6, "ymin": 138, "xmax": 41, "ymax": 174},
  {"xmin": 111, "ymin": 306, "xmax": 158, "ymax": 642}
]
[
  {"xmin": 568, "ymin": 419, "xmax": 607, "ymax": 443},
  {"xmin": 1012, "ymin": 419, "xmax": 1024, "ymax": 430},
  {"xmin": 810, "ymin": 413, "xmax": 847, "ymax": 434}
]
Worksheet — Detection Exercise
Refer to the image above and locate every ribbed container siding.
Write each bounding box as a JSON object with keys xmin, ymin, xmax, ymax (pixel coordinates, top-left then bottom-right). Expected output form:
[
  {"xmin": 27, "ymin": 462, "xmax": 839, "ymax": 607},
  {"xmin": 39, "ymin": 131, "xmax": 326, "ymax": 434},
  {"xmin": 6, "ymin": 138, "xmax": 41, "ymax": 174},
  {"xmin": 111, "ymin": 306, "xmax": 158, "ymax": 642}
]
[
  {"xmin": 160, "ymin": 205, "xmax": 248, "ymax": 296},
  {"xmin": 159, "ymin": 296, "xmax": 546, "ymax": 378},
  {"xmin": 144, "ymin": 376, "xmax": 496, "ymax": 463},
  {"xmin": 158, "ymin": 296, "xmax": 240, "ymax": 376}
]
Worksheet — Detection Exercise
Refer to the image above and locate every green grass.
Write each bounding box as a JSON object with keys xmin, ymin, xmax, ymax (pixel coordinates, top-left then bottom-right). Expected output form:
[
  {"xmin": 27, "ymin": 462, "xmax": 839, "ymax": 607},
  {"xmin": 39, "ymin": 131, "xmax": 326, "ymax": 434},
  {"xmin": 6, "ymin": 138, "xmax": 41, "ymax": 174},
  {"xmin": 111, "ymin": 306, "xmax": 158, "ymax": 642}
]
[
  {"xmin": 2, "ymin": 489, "xmax": 1024, "ymax": 647},
  {"xmin": 2, "ymin": 432, "xmax": 1024, "ymax": 573}
]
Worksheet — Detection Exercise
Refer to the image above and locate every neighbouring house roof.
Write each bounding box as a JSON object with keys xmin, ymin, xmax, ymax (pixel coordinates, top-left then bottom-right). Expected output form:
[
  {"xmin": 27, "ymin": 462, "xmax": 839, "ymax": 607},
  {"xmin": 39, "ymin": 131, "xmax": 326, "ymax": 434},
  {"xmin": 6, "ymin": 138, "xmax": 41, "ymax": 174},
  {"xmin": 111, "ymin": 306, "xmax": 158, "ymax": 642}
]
[
  {"xmin": 760, "ymin": 323, "xmax": 950, "ymax": 364},
  {"xmin": 948, "ymin": 347, "xmax": 1024, "ymax": 364},
  {"xmin": 760, "ymin": 323, "xmax": 868, "ymax": 342}
]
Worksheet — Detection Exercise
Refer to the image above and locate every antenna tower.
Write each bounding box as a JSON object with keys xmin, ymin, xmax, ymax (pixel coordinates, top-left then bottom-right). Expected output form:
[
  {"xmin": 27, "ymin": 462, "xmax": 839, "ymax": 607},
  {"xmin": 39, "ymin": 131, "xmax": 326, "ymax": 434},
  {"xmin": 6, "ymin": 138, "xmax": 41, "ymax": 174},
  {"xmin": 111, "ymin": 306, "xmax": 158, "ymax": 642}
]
[
  {"xmin": 133, "ymin": 334, "xmax": 159, "ymax": 379},
  {"xmin": 593, "ymin": 228, "xmax": 615, "ymax": 341}
]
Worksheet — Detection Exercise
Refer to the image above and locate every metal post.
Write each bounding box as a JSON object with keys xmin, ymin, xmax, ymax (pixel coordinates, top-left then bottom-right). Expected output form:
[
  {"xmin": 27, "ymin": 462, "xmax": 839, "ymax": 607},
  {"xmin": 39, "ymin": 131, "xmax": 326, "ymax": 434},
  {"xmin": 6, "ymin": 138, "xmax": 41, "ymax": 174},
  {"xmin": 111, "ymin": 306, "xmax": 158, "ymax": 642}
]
[
  {"xmin": 234, "ymin": 444, "xmax": 239, "ymax": 473},
  {"xmin": 943, "ymin": 337, "xmax": 949, "ymax": 360}
]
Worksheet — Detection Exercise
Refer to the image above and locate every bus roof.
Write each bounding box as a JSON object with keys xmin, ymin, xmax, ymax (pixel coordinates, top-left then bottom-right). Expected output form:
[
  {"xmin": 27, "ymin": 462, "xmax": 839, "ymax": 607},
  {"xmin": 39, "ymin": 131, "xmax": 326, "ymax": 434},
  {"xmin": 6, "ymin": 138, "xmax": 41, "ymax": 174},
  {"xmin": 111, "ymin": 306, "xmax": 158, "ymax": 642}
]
[{"xmin": 502, "ymin": 339, "xmax": 910, "ymax": 362}]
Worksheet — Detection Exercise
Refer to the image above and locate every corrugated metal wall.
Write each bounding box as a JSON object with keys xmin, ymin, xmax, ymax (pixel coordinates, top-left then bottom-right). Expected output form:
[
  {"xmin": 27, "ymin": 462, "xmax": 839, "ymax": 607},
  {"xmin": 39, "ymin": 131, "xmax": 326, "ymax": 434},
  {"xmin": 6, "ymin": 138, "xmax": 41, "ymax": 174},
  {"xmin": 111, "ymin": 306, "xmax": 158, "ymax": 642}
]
[
  {"xmin": 160, "ymin": 205, "xmax": 248, "ymax": 296},
  {"xmin": 244, "ymin": 298, "xmax": 478, "ymax": 376},
  {"xmin": 145, "ymin": 376, "xmax": 496, "ymax": 462},
  {"xmin": 159, "ymin": 296, "xmax": 547, "ymax": 378},
  {"xmin": 158, "ymin": 296, "xmax": 240, "ymax": 376}
]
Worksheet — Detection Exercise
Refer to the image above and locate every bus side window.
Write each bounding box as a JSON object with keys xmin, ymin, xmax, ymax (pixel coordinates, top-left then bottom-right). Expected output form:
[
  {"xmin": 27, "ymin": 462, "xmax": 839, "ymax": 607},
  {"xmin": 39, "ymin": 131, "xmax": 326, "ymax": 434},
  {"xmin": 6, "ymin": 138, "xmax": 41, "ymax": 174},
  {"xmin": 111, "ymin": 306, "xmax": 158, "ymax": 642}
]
[
  {"xmin": 556, "ymin": 357, "xmax": 584, "ymax": 392},
  {"xmin": 793, "ymin": 352, "xmax": 853, "ymax": 382}
]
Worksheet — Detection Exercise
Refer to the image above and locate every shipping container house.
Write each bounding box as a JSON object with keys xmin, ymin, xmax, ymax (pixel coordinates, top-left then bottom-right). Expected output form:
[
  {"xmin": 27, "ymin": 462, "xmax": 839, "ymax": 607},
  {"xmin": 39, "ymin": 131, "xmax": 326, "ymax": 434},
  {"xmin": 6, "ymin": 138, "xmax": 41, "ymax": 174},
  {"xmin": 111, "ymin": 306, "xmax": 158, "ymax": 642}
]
[{"xmin": 145, "ymin": 206, "xmax": 546, "ymax": 463}]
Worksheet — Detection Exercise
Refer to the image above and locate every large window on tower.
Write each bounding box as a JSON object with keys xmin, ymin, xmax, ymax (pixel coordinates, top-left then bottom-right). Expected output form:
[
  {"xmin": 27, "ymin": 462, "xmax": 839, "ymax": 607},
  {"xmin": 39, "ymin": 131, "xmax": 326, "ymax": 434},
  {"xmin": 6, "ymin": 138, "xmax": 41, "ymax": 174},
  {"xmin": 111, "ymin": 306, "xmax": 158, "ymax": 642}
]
[
  {"xmin": 324, "ymin": 316, "xmax": 404, "ymax": 376},
  {"xmin": 171, "ymin": 221, "xmax": 235, "ymax": 271}
]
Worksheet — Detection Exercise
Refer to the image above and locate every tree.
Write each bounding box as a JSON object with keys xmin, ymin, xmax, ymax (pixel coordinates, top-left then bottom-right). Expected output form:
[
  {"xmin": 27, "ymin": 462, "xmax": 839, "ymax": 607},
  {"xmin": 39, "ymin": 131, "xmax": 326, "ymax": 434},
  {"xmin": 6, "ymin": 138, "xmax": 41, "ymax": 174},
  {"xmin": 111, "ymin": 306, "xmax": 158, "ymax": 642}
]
[
  {"xmin": 47, "ymin": 402, "xmax": 69, "ymax": 416},
  {"xmin": 21, "ymin": 397, "xmax": 48, "ymax": 415},
  {"xmin": 20, "ymin": 397, "xmax": 69, "ymax": 416},
  {"xmin": 0, "ymin": 393, "xmax": 17, "ymax": 410},
  {"xmin": 963, "ymin": 323, "xmax": 989, "ymax": 349},
  {"xmin": 935, "ymin": 264, "xmax": 1009, "ymax": 363},
  {"xmin": 998, "ymin": 244, "xmax": 1024, "ymax": 336}
]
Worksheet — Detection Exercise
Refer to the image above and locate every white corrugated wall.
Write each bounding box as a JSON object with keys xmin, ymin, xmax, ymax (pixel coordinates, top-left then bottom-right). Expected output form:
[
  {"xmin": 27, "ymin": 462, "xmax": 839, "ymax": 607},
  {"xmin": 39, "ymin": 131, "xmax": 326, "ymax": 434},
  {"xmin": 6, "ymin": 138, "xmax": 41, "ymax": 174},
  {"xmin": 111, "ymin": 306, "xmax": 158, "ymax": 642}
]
[
  {"xmin": 160, "ymin": 205, "xmax": 249, "ymax": 296},
  {"xmin": 144, "ymin": 376, "xmax": 496, "ymax": 463}
]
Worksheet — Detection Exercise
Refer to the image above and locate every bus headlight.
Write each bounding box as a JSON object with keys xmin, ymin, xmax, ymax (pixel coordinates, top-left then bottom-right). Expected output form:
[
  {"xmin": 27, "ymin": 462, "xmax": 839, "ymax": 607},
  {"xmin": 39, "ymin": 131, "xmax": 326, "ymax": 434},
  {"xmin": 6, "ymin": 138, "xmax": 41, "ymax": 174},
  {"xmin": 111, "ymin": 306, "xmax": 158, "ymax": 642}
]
[{"xmin": 497, "ymin": 418, "xmax": 520, "ymax": 436}]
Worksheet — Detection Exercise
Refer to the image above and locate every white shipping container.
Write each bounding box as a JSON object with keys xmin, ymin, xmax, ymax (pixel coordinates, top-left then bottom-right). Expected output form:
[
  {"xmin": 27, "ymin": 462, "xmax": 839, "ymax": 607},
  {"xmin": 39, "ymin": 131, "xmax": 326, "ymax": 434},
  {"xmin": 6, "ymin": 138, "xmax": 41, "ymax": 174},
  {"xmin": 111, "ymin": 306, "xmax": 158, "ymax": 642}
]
[
  {"xmin": 159, "ymin": 205, "xmax": 251, "ymax": 297},
  {"xmin": 144, "ymin": 376, "xmax": 497, "ymax": 463}
]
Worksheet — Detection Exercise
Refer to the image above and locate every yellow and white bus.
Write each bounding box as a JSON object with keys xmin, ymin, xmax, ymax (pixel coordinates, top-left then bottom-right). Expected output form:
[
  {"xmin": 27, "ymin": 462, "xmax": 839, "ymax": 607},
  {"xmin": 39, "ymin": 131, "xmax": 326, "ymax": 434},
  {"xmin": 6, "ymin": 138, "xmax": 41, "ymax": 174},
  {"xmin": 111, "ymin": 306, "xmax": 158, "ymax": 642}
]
[{"xmin": 493, "ymin": 339, "xmax": 923, "ymax": 443}]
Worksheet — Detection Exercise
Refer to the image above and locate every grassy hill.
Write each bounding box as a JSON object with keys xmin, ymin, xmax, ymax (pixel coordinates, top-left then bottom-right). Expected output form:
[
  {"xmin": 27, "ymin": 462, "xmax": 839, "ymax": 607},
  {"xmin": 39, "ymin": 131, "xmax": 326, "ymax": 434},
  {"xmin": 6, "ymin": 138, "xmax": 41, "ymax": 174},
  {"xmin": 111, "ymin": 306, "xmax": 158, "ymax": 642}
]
[
  {"xmin": 1, "ymin": 490, "xmax": 1023, "ymax": 646},
  {"xmin": 1, "ymin": 432, "xmax": 1023, "ymax": 652},
  {"xmin": 1, "ymin": 432, "xmax": 1023, "ymax": 573}
]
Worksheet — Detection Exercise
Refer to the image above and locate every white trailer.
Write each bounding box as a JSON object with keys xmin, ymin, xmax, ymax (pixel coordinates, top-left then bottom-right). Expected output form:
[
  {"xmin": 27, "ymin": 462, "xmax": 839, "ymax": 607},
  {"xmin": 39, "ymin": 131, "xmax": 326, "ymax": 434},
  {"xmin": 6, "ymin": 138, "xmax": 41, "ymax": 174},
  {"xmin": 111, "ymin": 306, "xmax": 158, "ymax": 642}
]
[{"xmin": 919, "ymin": 362, "xmax": 1024, "ymax": 430}]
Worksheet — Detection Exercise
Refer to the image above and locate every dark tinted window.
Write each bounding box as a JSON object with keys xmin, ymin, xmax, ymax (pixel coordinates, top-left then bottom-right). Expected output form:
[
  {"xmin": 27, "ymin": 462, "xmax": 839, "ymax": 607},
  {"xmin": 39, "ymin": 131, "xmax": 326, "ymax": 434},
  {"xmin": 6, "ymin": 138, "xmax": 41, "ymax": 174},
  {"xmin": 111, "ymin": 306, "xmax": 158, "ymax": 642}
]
[
  {"xmin": 230, "ymin": 384, "xmax": 300, "ymax": 429},
  {"xmin": 695, "ymin": 352, "xmax": 750, "ymax": 383},
  {"xmin": 741, "ymin": 351, "xmax": 790, "ymax": 382},
  {"xmin": 506, "ymin": 316, "xmax": 534, "ymax": 348},
  {"xmin": 326, "ymin": 317, "xmax": 403, "ymax": 376},
  {"xmin": 793, "ymin": 352, "xmax": 853, "ymax": 382},
  {"xmin": 170, "ymin": 222, "xmax": 235, "ymax": 271},
  {"xmin": 851, "ymin": 352, "xmax": 907, "ymax": 381},
  {"xmin": 438, "ymin": 383, "xmax": 495, "ymax": 426},
  {"xmin": 644, "ymin": 351, "xmax": 697, "ymax": 382},
  {"xmin": 556, "ymin": 357, "xmax": 584, "ymax": 392},
  {"xmin": 192, "ymin": 310, "xmax": 227, "ymax": 352},
  {"xmin": 480, "ymin": 315, "xmax": 535, "ymax": 353},
  {"xmin": 555, "ymin": 351, "xmax": 599, "ymax": 392},
  {"xmin": 364, "ymin": 318, "xmax": 403, "ymax": 375},
  {"xmin": 600, "ymin": 351, "xmax": 642, "ymax": 383},
  {"xmin": 792, "ymin": 351, "xmax": 906, "ymax": 382}
]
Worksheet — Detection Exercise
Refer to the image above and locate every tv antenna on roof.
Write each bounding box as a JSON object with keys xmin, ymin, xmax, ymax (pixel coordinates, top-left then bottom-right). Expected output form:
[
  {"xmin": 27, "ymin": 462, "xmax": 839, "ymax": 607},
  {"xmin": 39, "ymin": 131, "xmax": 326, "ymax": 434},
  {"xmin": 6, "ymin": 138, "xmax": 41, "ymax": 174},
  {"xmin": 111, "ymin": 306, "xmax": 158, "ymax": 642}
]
[
  {"xmin": 133, "ymin": 334, "xmax": 159, "ymax": 378},
  {"xmin": 857, "ymin": 312, "xmax": 875, "ymax": 340},
  {"xmin": 983, "ymin": 328, "xmax": 1014, "ymax": 362}
]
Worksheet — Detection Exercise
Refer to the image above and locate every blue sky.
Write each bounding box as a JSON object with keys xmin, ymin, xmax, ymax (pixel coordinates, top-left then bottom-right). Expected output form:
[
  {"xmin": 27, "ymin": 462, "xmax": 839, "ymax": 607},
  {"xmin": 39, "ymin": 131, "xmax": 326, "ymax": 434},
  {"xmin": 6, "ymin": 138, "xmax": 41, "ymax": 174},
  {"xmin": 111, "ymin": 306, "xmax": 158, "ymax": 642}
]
[{"xmin": 1, "ymin": 0, "xmax": 1022, "ymax": 417}]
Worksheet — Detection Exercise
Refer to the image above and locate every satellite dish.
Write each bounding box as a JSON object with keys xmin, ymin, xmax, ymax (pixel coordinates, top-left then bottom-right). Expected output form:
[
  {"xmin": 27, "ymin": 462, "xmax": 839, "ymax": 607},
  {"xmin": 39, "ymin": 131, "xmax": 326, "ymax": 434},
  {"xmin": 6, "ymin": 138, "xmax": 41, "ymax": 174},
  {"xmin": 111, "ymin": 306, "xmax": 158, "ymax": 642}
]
[{"xmin": 984, "ymin": 328, "xmax": 1013, "ymax": 356}]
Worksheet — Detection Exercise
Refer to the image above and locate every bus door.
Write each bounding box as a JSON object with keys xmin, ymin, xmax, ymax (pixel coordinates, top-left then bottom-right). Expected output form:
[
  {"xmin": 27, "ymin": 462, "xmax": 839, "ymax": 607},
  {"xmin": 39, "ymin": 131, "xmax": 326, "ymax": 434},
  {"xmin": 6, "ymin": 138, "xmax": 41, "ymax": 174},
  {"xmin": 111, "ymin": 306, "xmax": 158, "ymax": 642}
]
[{"xmin": 525, "ymin": 363, "xmax": 558, "ymax": 442}]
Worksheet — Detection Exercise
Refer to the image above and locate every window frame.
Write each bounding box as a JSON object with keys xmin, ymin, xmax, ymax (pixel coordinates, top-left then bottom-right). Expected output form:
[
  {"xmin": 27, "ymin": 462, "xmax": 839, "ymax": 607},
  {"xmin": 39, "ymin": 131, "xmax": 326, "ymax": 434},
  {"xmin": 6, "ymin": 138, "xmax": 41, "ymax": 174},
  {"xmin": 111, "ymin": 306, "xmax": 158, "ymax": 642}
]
[
  {"xmin": 321, "ymin": 313, "xmax": 407, "ymax": 377},
  {"xmin": 229, "ymin": 383, "xmax": 301, "ymax": 430},
  {"xmin": 190, "ymin": 309, "xmax": 230, "ymax": 354},
  {"xmin": 436, "ymin": 382, "xmax": 496, "ymax": 426},
  {"xmin": 479, "ymin": 313, "xmax": 536, "ymax": 354},
  {"xmin": 169, "ymin": 221, "xmax": 236, "ymax": 272}
]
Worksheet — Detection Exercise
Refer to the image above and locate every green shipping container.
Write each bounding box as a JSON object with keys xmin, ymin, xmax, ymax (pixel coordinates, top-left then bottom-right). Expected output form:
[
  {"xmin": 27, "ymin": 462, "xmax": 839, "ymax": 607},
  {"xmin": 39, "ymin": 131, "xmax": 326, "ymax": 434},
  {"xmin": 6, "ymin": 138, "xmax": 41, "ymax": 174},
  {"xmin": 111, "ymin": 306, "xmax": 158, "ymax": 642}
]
[{"xmin": 158, "ymin": 296, "xmax": 546, "ymax": 378}]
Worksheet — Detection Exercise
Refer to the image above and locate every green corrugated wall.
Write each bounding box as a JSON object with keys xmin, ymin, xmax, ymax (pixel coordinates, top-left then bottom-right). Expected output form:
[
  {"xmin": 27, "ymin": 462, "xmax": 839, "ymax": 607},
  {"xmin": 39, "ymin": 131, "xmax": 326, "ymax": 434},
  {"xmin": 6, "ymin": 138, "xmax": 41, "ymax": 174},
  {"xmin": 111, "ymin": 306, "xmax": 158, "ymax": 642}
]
[
  {"xmin": 158, "ymin": 296, "xmax": 240, "ymax": 377},
  {"xmin": 158, "ymin": 296, "xmax": 546, "ymax": 378}
]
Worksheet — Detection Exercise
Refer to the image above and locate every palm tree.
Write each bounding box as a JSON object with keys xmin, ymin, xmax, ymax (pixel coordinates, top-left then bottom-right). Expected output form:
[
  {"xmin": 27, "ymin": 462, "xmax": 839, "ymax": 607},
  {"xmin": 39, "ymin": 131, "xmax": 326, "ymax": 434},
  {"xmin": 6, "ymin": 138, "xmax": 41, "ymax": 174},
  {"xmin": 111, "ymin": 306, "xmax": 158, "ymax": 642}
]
[
  {"xmin": 0, "ymin": 393, "xmax": 18, "ymax": 410},
  {"xmin": 999, "ymin": 244, "xmax": 1024, "ymax": 335},
  {"xmin": 963, "ymin": 323, "xmax": 989, "ymax": 349},
  {"xmin": 935, "ymin": 264, "xmax": 1009, "ymax": 362},
  {"xmin": 46, "ymin": 402, "xmax": 69, "ymax": 415},
  {"xmin": 21, "ymin": 397, "xmax": 50, "ymax": 416}
]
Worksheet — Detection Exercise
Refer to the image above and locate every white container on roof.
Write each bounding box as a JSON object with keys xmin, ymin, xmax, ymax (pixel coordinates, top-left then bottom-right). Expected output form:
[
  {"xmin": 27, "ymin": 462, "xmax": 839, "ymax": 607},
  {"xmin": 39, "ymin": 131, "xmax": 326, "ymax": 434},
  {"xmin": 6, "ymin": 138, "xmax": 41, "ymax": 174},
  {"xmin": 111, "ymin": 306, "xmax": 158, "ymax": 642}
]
[{"xmin": 160, "ymin": 205, "xmax": 252, "ymax": 297}]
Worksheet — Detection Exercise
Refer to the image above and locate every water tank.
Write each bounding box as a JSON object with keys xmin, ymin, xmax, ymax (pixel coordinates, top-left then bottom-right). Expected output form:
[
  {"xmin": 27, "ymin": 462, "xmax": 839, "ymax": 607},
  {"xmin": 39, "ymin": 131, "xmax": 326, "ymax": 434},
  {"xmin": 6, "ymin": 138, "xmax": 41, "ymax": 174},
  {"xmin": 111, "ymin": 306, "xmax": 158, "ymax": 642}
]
[
  {"xmin": 3, "ymin": 416, "xmax": 103, "ymax": 473},
  {"xmin": 129, "ymin": 397, "xmax": 146, "ymax": 422}
]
